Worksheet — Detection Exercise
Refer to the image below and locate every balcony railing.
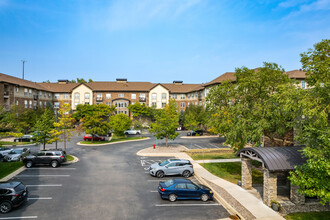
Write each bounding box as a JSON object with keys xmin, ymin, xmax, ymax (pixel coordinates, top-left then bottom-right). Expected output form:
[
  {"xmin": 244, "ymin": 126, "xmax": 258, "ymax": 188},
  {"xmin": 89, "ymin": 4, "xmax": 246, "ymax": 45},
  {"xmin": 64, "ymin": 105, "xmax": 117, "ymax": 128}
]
[
  {"xmin": 139, "ymin": 97, "xmax": 146, "ymax": 102},
  {"xmin": 96, "ymin": 97, "xmax": 103, "ymax": 101},
  {"xmin": 4, "ymin": 91, "xmax": 9, "ymax": 98}
]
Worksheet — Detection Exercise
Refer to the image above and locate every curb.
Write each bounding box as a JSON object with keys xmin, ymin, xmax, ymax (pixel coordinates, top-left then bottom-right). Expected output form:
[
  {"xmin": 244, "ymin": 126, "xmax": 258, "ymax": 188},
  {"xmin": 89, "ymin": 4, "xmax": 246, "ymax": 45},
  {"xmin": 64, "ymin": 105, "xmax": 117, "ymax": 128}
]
[
  {"xmin": 77, "ymin": 137, "xmax": 150, "ymax": 146},
  {"xmin": 180, "ymin": 136, "xmax": 220, "ymax": 139},
  {"xmin": 2, "ymin": 143, "xmax": 37, "ymax": 147},
  {"xmin": 63, "ymin": 155, "xmax": 79, "ymax": 164},
  {"xmin": 0, "ymin": 166, "xmax": 26, "ymax": 182}
]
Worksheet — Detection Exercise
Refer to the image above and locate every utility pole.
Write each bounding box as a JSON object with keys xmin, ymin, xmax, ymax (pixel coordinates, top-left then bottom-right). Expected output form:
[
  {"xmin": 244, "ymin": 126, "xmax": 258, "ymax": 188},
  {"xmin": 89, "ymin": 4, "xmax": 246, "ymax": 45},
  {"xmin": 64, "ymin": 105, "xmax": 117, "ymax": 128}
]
[{"xmin": 21, "ymin": 60, "xmax": 26, "ymax": 79}]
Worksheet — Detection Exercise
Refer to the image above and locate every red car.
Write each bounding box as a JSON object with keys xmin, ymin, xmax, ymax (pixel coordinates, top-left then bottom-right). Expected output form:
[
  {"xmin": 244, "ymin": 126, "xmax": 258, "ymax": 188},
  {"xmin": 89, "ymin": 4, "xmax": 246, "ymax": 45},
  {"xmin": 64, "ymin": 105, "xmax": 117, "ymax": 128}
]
[{"xmin": 83, "ymin": 134, "xmax": 105, "ymax": 141}]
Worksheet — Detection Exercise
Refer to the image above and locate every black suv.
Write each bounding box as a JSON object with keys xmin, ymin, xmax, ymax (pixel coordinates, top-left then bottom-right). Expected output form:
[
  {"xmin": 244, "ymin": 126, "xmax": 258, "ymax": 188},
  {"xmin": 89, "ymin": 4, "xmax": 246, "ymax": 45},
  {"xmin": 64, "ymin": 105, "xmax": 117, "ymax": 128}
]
[
  {"xmin": 0, "ymin": 182, "xmax": 28, "ymax": 213},
  {"xmin": 187, "ymin": 130, "xmax": 203, "ymax": 136},
  {"xmin": 23, "ymin": 150, "xmax": 67, "ymax": 168}
]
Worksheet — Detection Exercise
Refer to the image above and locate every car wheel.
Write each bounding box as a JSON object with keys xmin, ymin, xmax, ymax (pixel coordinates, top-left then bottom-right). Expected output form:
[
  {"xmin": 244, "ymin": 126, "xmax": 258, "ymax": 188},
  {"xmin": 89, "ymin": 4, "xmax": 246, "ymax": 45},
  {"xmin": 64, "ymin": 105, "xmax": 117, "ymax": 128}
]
[
  {"xmin": 51, "ymin": 160, "xmax": 59, "ymax": 168},
  {"xmin": 182, "ymin": 170, "xmax": 191, "ymax": 178},
  {"xmin": 201, "ymin": 194, "xmax": 209, "ymax": 202},
  {"xmin": 156, "ymin": 171, "xmax": 165, "ymax": 178},
  {"xmin": 25, "ymin": 161, "xmax": 33, "ymax": 168},
  {"xmin": 0, "ymin": 201, "xmax": 12, "ymax": 214},
  {"xmin": 168, "ymin": 194, "xmax": 177, "ymax": 202},
  {"xmin": 136, "ymin": 132, "xmax": 140, "ymax": 135}
]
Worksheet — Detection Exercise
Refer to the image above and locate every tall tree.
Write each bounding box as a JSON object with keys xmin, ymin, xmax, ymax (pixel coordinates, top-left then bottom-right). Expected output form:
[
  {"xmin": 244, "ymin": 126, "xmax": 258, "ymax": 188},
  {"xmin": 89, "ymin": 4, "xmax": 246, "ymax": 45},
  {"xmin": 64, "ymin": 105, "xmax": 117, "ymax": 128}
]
[
  {"xmin": 184, "ymin": 104, "xmax": 208, "ymax": 131},
  {"xmin": 149, "ymin": 99, "xmax": 179, "ymax": 147},
  {"xmin": 128, "ymin": 102, "xmax": 154, "ymax": 129},
  {"xmin": 289, "ymin": 39, "xmax": 330, "ymax": 205},
  {"xmin": 34, "ymin": 108, "xmax": 55, "ymax": 150},
  {"xmin": 109, "ymin": 113, "xmax": 131, "ymax": 137},
  {"xmin": 49, "ymin": 103, "xmax": 75, "ymax": 151},
  {"xmin": 207, "ymin": 62, "xmax": 295, "ymax": 151}
]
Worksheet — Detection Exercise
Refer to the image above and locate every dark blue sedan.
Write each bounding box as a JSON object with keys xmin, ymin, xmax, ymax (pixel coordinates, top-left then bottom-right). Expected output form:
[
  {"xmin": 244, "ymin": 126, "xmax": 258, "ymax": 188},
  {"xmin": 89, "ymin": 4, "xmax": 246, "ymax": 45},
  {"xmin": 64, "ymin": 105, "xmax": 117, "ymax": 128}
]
[{"xmin": 158, "ymin": 178, "xmax": 213, "ymax": 202}]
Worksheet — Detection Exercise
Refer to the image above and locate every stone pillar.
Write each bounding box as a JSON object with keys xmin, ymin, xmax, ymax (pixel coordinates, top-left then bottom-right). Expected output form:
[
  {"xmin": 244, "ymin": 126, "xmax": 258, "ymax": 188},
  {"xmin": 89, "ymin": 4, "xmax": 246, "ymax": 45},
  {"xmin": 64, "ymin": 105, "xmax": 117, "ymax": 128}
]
[
  {"xmin": 263, "ymin": 169, "xmax": 277, "ymax": 206},
  {"xmin": 290, "ymin": 182, "xmax": 305, "ymax": 205},
  {"xmin": 241, "ymin": 158, "xmax": 252, "ymax": 190}
]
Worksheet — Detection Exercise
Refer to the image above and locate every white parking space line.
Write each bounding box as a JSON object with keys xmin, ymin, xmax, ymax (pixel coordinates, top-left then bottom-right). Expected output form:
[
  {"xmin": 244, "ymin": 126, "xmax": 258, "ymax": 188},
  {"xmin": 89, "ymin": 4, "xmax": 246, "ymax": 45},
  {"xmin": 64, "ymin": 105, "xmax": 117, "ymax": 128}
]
[
  {"xmin": 208, "ymin": 143, "xmax": 220, "ymax": 148},
  {"xmin": 26, "ymin": 184, "xmax": 62, "ymax": 187},
  {"xmin": 18, "ymin": 175, "xmax": 70, "ymax": 177},
  {"xmin": 193, "ymin": 144, "xmax": 203, "ymax": 149},
  {"xmin": 0, "ymin": 217, "xmax": 38, "ymax": 219},
  {"xmin": 150, "ymin": 190, "xmax": 158, "ymax": 192},
  {"xmin": 155, "ymin": 204, "xmax": 220, "ymax": 207},
  {"xmin": 147, "ymin": 180, "xmax": 162, "ymax": 182},
  {"xmin": 28, "ymin": 197, "xmax": 52, "ymax": 200}
]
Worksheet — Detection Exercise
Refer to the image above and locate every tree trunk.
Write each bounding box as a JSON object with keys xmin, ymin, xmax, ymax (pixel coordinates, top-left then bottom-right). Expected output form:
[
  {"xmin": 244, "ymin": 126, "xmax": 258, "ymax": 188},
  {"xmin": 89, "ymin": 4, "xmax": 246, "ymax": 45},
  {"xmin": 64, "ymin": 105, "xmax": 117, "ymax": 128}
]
[
  {"xmin": 43, "ymin": 140, "xmax": 46, "ymax": 150},
  {"xmin": 166, "ymin": 136, "xmax": 168, "ymax": 147},
  {"xmin": 64, "ymin": 133, "xmax": 67, "ymax": 152},
  {"xmin": 55, "ymin": 140, "xmax": 58, "ymax": 150}
]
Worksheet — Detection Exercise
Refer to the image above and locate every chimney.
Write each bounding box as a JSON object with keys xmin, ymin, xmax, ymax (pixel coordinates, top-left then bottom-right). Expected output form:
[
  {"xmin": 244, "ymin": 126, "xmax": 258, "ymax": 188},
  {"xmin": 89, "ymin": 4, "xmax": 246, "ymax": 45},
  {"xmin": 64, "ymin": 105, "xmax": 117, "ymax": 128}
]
[
  {"xmin": 116, "ymin": 78, "xmax": 127, "ymax": 83},
  {"xmin": 58, "ymin": 79, "xmax": 69, "ymax": 84},
  {"xmin": 173, "ymin": 81, "xmax": 183, "ymax": 85},
  {"xmin": 299, "ymin": 69, "xmax": 302, "ymax": 71}
]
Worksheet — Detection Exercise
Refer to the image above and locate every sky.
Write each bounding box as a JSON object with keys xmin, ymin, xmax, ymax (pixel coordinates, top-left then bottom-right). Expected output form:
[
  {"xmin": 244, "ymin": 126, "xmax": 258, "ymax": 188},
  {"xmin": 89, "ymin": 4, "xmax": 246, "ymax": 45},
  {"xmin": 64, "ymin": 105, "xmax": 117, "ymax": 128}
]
[{"xmin": 0, "ymin": 0, "xmax": 329, "ymax": 84}]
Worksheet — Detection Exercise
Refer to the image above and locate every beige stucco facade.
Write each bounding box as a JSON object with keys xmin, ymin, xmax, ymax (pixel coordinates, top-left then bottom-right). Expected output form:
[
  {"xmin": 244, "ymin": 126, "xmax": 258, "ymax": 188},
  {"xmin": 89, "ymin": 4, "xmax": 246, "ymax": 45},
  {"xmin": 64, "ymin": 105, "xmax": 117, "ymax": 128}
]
[
  {"xmin": 71, "ymin": 84, "xmax": 93, "ymax": 110},
  {"xmin": 149, "ymin": 85, "xmax": 169, "ymax": 109}
]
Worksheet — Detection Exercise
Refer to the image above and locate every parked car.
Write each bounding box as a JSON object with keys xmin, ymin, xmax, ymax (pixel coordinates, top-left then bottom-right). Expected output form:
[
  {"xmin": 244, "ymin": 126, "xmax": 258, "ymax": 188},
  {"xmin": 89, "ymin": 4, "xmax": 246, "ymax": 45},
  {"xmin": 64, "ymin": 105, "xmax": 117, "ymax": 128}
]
[
  {"xmin": 14, "ymin": 135, "xmax": 35, "ymax": 142},
  {"xmin": 83, "ymin": 134, "xmax": 105, "ymax": 141},
  {"xmin": 0, "ymin": 181, "xmax": 28, "ymax": 213},
  {"xmin": 187, "ymin": 130, "xmax": 203, "ymax": 136},
  {"xmin": 23, "ymin": 150, "xmax": 67, "ymax": 168},
  {"xmin": 3, "ymin": 148, "xmax": 30, "ymax": 162},
  {"xmin": 0, "ymin": 147, "xmax": 12, "ymax": 159},
  {"xmin": 158, "ymin": 178, "xmax": 213, "ymax": 202},
  {"xmin": 149, "ymin": 158, "xmax": 194, "ymax": 178},
  {"xmin": 124, "ymin": 129, "xmax": 141, "ymax": 135}
]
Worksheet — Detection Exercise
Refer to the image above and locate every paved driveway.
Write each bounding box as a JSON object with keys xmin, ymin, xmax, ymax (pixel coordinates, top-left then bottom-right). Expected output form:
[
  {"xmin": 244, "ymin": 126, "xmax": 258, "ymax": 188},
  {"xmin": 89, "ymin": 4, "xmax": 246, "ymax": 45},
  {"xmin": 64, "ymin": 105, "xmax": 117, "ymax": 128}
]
[{"xmin": 3, "ymin": 134, "xmax": 230, "ymax": 219}]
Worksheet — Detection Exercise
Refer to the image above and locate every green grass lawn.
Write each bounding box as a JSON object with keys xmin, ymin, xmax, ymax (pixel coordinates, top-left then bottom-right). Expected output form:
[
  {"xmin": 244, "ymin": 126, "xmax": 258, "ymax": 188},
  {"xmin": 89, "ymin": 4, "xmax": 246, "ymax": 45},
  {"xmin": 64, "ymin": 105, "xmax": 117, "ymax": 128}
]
[
  {"xmin": 0, "ymin": 161, "xmax": 24, "ymax": 179},
  {"xmin": 66, "ymin": 154, "xmax": 74, "ymax": 162},
  {"xmin": 0, "ymin": 141, "xmax": 34, "ymax": 146},
  {"xmin": 80, "ymin": 136, "xmax": 146, "ymax": 144},
  {"xmin": 285, "ymin": 211, "xmax": 330, "ymax": 220},
  {"xmin": 201, "ymin": 162, "xmax": 263, "ymax": 184},
  {"xmin": 188, "ymin": 152, "xmax": 236, "ymax": 160}
]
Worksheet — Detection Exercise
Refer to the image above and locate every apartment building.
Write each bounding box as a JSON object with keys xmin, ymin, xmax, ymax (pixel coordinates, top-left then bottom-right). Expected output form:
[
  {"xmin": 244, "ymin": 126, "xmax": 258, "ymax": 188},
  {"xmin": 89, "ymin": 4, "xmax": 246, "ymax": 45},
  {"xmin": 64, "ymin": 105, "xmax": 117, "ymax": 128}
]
[{"xmin": 0, "ymin": 69, "xmax": 307, "ymax": 114}]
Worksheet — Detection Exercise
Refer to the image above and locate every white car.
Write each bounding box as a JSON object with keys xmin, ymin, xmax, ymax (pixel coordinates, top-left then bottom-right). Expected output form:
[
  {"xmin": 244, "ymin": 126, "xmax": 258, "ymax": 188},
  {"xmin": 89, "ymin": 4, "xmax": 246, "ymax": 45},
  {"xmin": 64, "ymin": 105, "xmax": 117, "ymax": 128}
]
[
  {"xmin": 0, "ymin": 147, "xmax": 13, "ymax": 158},
  {"xmin": 124, "ymin": 129, "xmax": 141, "ymax": 135}
]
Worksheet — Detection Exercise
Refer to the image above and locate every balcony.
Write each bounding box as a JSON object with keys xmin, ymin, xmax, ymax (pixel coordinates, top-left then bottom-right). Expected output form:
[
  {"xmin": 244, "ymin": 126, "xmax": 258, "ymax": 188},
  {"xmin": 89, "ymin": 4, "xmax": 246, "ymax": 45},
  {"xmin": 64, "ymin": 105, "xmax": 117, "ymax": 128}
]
[
  {"xmin": 33, "ymin": 95, "xmax": 38, "ymax": 100},
  {"xmin": 96, "ymin": 97, "xmax": 103, "ymax": 101},
  {"xmin": 4, "ymin": 91, "xmax": 9, "ymax": 98},
  {"xmin": 139, "ymin": 97, "xmax": 146, "ymax": 102}
]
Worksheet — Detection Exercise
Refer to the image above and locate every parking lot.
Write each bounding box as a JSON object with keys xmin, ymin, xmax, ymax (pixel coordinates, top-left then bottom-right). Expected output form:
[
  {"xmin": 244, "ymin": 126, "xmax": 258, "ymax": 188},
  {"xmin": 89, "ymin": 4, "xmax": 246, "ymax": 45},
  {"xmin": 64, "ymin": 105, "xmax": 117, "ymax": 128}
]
[{"xmin": 139, "ymin": 156, "xmax": 230, "ymax": 219}]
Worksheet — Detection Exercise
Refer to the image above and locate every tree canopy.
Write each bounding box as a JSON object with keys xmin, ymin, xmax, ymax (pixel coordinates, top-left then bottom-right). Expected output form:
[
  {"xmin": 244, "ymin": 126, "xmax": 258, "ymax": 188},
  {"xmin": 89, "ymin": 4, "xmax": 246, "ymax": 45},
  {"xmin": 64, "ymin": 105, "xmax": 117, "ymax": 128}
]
[
  {"xmin": 109, "ymin": 113, "xmax": 131, "ymax": 136},
  {"xmin": 34, "ymin": 108, "xmax": 55, "ymax": 150},
  {"xmin": 149, "ymin": 99, "xmax": 179, "ymax": 147},
  {"xmin": 184, "ymin": 104, "xmax": 208, "ymax": 131}
]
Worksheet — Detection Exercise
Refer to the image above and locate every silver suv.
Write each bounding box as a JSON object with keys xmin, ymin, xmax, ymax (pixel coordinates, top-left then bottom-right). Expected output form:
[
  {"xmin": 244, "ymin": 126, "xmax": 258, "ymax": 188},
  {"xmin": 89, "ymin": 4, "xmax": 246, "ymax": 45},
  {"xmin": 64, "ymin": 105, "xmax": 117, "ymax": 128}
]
[{"xmin": 149, "ymin": 159, "xmax": 194, "ymax": 178}]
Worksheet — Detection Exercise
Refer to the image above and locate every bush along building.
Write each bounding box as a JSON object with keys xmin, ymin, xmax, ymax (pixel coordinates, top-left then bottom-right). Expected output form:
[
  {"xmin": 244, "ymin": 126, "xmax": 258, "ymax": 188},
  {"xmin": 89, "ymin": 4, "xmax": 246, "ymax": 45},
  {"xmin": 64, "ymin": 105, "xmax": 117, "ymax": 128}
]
[{"xmin": 1, "ymin": 69, "xmax": 307, "ymax": 115}]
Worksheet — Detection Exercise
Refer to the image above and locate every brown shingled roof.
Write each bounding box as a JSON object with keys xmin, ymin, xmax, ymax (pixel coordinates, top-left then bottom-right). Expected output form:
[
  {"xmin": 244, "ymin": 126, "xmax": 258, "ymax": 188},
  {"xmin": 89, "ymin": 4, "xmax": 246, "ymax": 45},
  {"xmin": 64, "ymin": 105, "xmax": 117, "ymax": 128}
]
[
  {"xmin": 37, "ymin": 82, "xmax": 81, "ymax": 93},
  {"xmin": 205, "ymin": 72, "xmax": 236, "ymax": 86},
  {"xmin": 285, "ymin": 69, "xmax": 306, "ymax": 79},
  {"xmin": 0, "ymin": 73, "xmax": 48, "ymax": 91},
  {"xmin": 87, "ymin": 81, "xmax": 156, "ymax": 92},
  {"xmin": 161, "ymin": 83, "xmax": 203, "ymax": 93}
]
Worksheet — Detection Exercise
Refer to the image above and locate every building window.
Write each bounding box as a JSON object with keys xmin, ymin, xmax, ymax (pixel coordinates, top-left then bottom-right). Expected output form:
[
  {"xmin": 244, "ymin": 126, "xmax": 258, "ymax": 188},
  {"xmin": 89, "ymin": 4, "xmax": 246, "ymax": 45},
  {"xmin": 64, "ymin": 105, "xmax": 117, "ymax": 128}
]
[
  {"xmin": 131, "ymin": 102, "xmax": 135, "ymax": 105},
  {"xmin": 187, "ymin": 94, "xmax": 191, "ymax": 98},
  {"xmin": 44, "ymin": 93, "xmax": 47, "ymax": 98},
  {"xmin": 44, "ymin": 101, "xmax": 47, "ymax": 107},
  {"xmin": 172, "ymin": 94, "xmax": 177, "ymax": 99},
  {"xmin": 24, "ymin": 88, "xmax": 28, "ymax": 96},
  {"xmin": 48, "ymin": 93, "xmax": 51, "ymax": 98},
  {"xmin": 54, "ymin": 102, "xmax": 59, "ymax": 109},
  {"xmin": 85, "ymin": 102, "xmax": 90, "ymax": 105},
  {"xmin": 192, "ymin": 93, "xmax": 194, "ymax": 98},
  {"xmin": 162, "ymin": 102, "xmax": 166, "ymax": 108},
  {"xmin": 29, "ymin": 100, "xmax": 32, "ymax": 108},
  {"xmin": 152, "ymin": 102, "xmax": 157, "ymax": 107},
  {"xmin": 118, "ymin": 93, "xmax": 124, "ymax": 98},
  {"xmin": 180, "ymin": 102, "xmax": 185, "ymax": 108},
  {"xmin": 29, "ymin": 89, "xmax": 32, "ymax": 96},
  {"xmin": 63, "ymin": 93, "xmax": 69, "ymax": 99},
  {"xmin": 74, "ymin": 93, "xmax": 80, "ymax": 100},
  {"xmin": 106, "ymin": 94, "xmax": 111, "ymax": 99},
  {"xmin": 162, "ymin": 93, "xmax": 166, "ymax": 100},
  {"xmin": 39, "ymin": 91, "xmax": 42, "ymax": 98},
  {"xmin": 84, "ymin": 93, "xmax": 90, "ymax": 99},
  {"xmin": 39, "ymin": 101, "xmax": 42, "ymax": 107},
  {"xmin": 24, "ymin": 100, "xmax": 28, "ymax": 108},
  {"xmin": 106, "ymin": 102, "xmax": 111, "ymax": 106},
  {"xmin": 131, "ymin": 94, "xmax": 136, "ymax": 99},
  {"xmin": 152, "ymin": 93, "xmax": 157, "ymax": 100},
  {"xmin": 16, "ymin": 100, "xmax": 19, "ymax": 105},
  {"xmin": 54, "ymin": 93, "xmax": 60, "ymax": 99},
  {"xmin": 140, "ymin": 93, "xmax": 146, "ymax": 98},
  {"xmin": 16, "ymin": 87, "xmax": 19, "ymax": 93},
  {"xmin": 180, "ymin": 94, "xmax": 185, "ymax": 99},
  {"xmin": 97, "ymin": 93, "xmax": 102, "ymax": 99},
  {"xmin": 301, "ymin": 81, "xmax": 306, "ymax": 89}
]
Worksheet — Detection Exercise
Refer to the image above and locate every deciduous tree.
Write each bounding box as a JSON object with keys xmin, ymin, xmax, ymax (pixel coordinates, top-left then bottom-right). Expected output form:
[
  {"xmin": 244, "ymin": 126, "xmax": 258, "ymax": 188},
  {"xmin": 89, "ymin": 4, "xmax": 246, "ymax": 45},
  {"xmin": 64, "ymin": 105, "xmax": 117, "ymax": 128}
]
[
  {"xmin": 34, "ymin": 108, "xmax": 55, "ymax": 150},
  {"xmin": 109, "ymin": 113, "xmax": 131, "ymax": 137}
]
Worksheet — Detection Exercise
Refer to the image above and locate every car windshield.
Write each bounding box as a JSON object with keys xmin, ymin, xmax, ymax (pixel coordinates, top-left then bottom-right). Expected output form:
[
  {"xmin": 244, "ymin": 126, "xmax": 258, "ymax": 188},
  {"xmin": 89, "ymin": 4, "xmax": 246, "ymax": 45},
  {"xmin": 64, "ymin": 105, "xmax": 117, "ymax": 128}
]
[
  {"xmin": 159, "ymin": 160, "xmax": 170, "ymax": 166},
  {"xmin": 164, "ymin": 179, "xmax": 174, "ymax": 187},
  {"xmin": 9, "ymin": 149, "xmax": 22, "ymax": 154}
]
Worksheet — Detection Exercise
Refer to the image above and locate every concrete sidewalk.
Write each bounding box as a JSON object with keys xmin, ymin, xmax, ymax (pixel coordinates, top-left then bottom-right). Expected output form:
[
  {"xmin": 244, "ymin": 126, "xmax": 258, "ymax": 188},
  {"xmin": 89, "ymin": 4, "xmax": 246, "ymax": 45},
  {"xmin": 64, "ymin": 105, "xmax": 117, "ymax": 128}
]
[{"xmin": 137, "ymin": 147, "xmax": 284, "ymax": 220}]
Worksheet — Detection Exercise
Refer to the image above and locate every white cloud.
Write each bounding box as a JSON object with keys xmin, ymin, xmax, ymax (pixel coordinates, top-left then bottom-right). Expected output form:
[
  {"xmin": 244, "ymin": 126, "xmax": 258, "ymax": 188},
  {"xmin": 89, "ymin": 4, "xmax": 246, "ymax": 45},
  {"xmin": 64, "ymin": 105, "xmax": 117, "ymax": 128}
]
[
  {"xmin": 84, "ymin": 0, "xmax": 201, "ymax": 31},
  {"xmin": 283, "ymin": 0, "xmax": 330, "ymax": 17}
]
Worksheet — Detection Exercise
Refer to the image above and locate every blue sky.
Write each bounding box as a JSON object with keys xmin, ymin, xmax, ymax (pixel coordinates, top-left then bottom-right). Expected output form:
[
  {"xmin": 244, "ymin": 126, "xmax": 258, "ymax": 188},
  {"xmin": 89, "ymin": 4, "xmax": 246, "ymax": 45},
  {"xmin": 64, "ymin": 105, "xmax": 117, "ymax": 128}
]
[{"xmin": 0, "ymin": 0, "xmax": 329, "ymax": 84}]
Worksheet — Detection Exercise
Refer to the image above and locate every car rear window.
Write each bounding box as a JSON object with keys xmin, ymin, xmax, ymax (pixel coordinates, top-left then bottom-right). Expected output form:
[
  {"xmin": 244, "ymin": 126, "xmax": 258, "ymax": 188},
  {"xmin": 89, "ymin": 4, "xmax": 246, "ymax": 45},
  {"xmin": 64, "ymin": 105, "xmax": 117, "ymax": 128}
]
[
  {"xmin": 164, "ymin": 179, "xmax": 174, "ymax": 187},
  {"xmin": 14, "ymin": 183, "xmax": 25, "ymax": 192},
  {"xmin": 55, "ymin": 152, "xmax": 62, "ymax": 156}
]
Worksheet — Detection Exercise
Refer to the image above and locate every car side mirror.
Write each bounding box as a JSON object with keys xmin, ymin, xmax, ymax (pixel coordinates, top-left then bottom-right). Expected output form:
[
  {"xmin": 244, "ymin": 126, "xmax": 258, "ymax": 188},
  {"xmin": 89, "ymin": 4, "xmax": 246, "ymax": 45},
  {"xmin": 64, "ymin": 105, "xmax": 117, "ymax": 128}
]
[{"xmin": 165, "ymin": 165, "xmax": 168, "ymax": 168}]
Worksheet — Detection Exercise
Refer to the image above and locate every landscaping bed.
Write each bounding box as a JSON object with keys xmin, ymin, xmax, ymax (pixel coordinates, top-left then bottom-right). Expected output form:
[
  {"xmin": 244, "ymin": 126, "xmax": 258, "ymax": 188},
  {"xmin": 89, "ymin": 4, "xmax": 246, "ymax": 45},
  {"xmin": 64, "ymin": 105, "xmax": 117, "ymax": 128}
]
[
  {"xmin": 284, "ymin": 211, "xmax": 330, "ymax": 220},
  {"xmin": 188, "ymin": 152, "xmax": 236, "ymax": 160},
  {"xmin": 80, "ymin": 136, "xmax": 147, "ymax": 144},
  {"xmin": 201, "ymin": 162, "xmax": 263, "ymax": 184},
  {"xmin": 0, "ymin": 141, "xmax": 35, "ymax": 146},
  {"xmin": 0, "ymin": 161, "xmax": 24, "ymax": 179}
]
